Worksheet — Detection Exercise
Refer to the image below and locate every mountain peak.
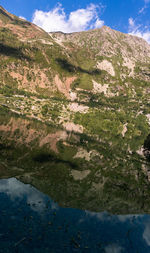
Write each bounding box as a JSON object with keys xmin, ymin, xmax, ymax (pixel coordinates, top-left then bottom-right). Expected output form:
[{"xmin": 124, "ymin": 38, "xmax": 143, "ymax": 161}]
[
  {"xmin": 0, "ymin": 5, "xmax": 14, "ymax": 23},
  {"xmin": 0, "ymin": 5, "xmax": 6, "ymax": 11},
  {"xmin": 0, "ymin": 6, "xmax": 49, "ymax": 41}
]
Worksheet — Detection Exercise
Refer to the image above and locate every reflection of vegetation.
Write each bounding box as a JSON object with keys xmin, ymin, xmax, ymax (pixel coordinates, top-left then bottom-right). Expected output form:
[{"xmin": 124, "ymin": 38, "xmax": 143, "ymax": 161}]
[
  {"xmin": 33, "ymin": 152, "xmax": 55, "ymax": 163},
  {"xmin": 32, "ymin": 150, "xmax": 77, "ymax": 168},
  {"xmin": 144, "ymin": 134, "xmax": 150, "ymax": 161},
  {"xmin": 144, "ymin": 134, "xmax": 150, "ymax": 149},
  {"xmin": 0, "ymin": 110, "xmax": 150, "ymax": 214}
]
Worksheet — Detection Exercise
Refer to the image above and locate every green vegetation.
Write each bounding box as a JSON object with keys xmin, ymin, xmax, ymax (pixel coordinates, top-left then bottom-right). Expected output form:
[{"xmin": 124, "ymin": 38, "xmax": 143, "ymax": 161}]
[{"xmin": 77, "ymin": 74, "xmax": 93, "ymax": 90}]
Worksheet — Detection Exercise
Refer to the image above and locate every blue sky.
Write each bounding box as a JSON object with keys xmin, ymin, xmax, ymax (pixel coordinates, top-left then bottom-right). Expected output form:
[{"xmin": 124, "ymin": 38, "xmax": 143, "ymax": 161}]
[{"xmin": 1, "ymin": 0, "xmax": 150, "ymax": 42}]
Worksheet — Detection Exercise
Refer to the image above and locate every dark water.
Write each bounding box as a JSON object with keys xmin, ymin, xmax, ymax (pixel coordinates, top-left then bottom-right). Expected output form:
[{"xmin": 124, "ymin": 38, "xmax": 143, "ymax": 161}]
[{"xmin": 0, "ymin": 178, "xmax": 150, "ymax": 253}]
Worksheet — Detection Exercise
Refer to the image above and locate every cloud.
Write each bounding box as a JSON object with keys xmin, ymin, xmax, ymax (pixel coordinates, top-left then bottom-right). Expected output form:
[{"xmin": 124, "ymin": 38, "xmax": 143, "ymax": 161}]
[
  {"xmin": 131, "ymin": 30, "xmax": 150, "ymax": 43},
  {"xmin": 139, "ymin": 6, "xmax": 146, "ymax": 14},
  {"xmin": 93, "ymin": 18, "xmax": 104, "ymax": 29},
  {"xmin": 19, "ymin": 16, "xmax": 26, "ymax": 20},
  {"xmin": 128, "ymin": 17, "xmax": 135, "ymax": 27},
  {"xmin": 139, "ymin": 0, "xmax": 150, "ymax": 13},
  {"xmin": 139, "ymin": 4, "xmax": 149, "ymax": 14},
  {"xmin": 128, "ymin": 17, "xmax": 150, "ymax": 43},
  {"xmin": 32, "ymin": 3, "xmax": 104, "ymax": 33}
]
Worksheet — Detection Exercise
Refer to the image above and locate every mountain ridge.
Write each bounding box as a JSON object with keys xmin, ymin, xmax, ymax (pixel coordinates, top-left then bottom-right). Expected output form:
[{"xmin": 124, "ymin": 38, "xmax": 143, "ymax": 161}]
[
  {"xmin": 49, "ymin": 24, "xmax": 149, "ymax": 45},
  {"xmin": 0, "ymin": 5, "xmax": 149, "ymax": 45}
]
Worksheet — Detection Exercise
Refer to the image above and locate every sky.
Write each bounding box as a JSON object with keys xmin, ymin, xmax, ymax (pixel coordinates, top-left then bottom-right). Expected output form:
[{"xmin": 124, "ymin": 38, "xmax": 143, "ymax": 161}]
[{"xmin": 0, "ymin": 0, "xmax": 150, "ymax": 43}]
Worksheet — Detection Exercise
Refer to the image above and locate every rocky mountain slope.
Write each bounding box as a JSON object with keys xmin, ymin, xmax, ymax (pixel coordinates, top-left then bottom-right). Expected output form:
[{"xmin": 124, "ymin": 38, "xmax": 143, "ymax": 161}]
[{"xmin": 0, "ymin": 6, "xmax": 150, "ymax": 214}]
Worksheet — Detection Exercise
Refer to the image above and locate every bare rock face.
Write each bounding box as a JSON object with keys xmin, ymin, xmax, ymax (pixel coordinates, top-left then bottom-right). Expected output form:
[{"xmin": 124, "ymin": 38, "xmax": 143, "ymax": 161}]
[{"xmin": 96, "ymin": 60, "xmax": 115, "ymax": 77}]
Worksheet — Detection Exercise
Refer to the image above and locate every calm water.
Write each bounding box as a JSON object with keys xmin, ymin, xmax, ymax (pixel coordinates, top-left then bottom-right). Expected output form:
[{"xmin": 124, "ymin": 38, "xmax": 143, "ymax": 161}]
[{"xmin": 0, "ymin": 178, "xmax": 150, "ymax": 253}]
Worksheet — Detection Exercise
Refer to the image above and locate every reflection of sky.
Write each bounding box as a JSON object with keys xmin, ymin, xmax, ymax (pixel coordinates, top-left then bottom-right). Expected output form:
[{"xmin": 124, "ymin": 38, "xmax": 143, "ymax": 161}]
[
  {"xmin": 104, "ymin": 244, "xmax": 123, "ymax": 253},
  {"xmin": 0, "ymin": 178, "xmax": 47, "ymax": 213},
  {"xmin": 143, "ymin": 222, "xmax": 150, "ymax": 246},
  {"xmin": 0, "ymin": 178, "xmax": 150, "ymax": 253}
]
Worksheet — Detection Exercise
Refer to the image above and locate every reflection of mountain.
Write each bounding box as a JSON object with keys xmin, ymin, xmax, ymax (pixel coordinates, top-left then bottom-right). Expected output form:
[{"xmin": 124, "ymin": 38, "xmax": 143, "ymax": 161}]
[
  {"xmin": 144, "ymin": 134, "xmax": 150, "ymax": 162},
  {"xmin": 0, "ymin": 6, "xmax": 150, "ymax": 214},
  {"xmin": 0, "ymin": 111, "xmax": 150, "ymax": 214},
  {"xmin": 1, "ymin": 178, "xmax": 150, "ymax": 253}
]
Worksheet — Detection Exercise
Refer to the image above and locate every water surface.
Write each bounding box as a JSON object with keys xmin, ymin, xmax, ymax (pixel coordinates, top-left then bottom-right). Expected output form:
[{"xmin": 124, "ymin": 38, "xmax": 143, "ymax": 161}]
[{"xmin": 0, "ymin": 178, "xmax": 150, "ymax": 253}]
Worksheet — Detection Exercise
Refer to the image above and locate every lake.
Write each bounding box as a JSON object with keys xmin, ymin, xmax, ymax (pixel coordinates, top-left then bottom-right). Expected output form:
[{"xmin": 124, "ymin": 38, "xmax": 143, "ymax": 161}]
[{"xmin": 0, "ymin": 178, "xmax": 150, "ymax": 253}]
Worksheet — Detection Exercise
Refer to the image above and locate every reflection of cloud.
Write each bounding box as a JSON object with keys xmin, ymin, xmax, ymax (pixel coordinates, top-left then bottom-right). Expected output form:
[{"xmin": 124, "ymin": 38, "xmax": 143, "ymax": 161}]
[
  {"xmin": 143, "ymin": 222, "xmax": 150, "ymax": 246},
  {"xmin": 0, "ymin": 178, "xmax": 28, "ymax": 199},
  {"xmin": 85, "ymin": 210, "xmax": 141, "ymax": 223},
  {"xmin": 51, "ymin": 201, "xmax": 59, "ymax": 210},
  {"xmin": 85, "ymin": 210, "xmax": 145, "ymax": 227},
  {"xmin": 0, "ymin": 178, "xmax": 46, "ymax": 213},
  {"xmin": 105, "ymin": 244, "xmax": 123, "ymax": 253},
  {"xmin": 118, "ymin": 214, "xmax": 143, "ymax": 222},
  {"xmin": 85, "ymin": 210, "xmax": 110, "ymax": 221},
  {"xmin": 26, "ymin": 190, "xmax": 46, "ymax": 213}
]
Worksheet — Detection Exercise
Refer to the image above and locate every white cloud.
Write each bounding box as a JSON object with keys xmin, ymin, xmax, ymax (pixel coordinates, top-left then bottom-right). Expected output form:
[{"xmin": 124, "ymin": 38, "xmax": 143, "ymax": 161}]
[
  {"xmin": 93, "ymin": 18, "xmax": 104, "ymax": 29},
  {"xmin": 139, "ymin": 6, "xmax": 146, "ymax": 14},
  {"xmin": 128, "ymin": 17, "xmax": 150, "ymax": 44},
  {"xmin": 144, "ymin": 0, "xmax": 150, "ymax": 3},
  {"xmin": 131, "ymin": 30, "xmax": 150, "ymax": 43},
  {"xmin": 19, "ymin": 16, "xmax": 26, "ymax": 20},
  {"xmin": 32, "ymin": 3, "xmax": 104, "ymax": 33},
  {"xmin": 139, "ymin": 0, "xmax": 150, "ymax": 13},
  {"xmin": 128, "ymin": 17, "xmax": 135, "ymax": 27},
  {"xmin": 139, "ymin": 4, "xmax": 149, "ymax": 14}
]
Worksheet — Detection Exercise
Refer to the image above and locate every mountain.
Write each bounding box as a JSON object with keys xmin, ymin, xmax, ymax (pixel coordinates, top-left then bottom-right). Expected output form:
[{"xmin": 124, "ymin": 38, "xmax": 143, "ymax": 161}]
[{"xmin": 0, "ymin": 6, "xmax": 150, "ymax": 214}]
